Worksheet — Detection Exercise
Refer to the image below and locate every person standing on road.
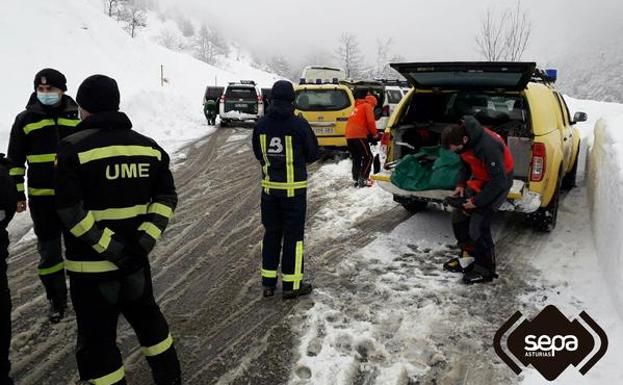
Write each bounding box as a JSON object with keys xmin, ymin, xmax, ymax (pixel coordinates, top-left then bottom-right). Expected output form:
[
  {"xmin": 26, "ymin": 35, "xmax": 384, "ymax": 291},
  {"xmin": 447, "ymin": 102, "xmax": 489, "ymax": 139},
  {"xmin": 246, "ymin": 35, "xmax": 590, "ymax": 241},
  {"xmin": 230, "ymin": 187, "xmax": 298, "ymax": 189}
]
[
  {"xmin": 252, "ymin": 80, "xmax": 320, "ymax": 299},
  {"xmin": 7, "ymin": 68, "xmax": 80, "ymax": 323},
  {"xmin": 441, "ymin": 116, "xmax": 513, "ymax": 284},
  {"xmin": 204, "ymin": 98, "xmax": 217, "ymax": 126},
  {"xmin": 0, "ymin": 154, "xmax": 17, "ymax": 385},
  {"xmin": 55, "ymin": 75, "xmax": 181, "ymax": 384},
  {"xmin": 345, "ymin": 91, "xmax": 380, "ymax": 188}
]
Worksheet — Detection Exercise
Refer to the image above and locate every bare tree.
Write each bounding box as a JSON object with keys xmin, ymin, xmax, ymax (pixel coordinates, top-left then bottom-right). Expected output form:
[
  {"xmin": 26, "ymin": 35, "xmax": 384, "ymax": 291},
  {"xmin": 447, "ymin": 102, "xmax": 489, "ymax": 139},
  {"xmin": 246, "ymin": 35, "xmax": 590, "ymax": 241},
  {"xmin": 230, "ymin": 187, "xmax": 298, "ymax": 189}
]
[
  {"xmin": 119, "ymin": 1, "xmax": 147, "ymax": 38},
  {"xmin": 504, "ymin": 0, "xmax": 532, "ymax": 61},
  {"xmin": 176, "ymin": 16, "xmax": 195, "ymax": 38},
  {"xmin": 195, "ymin": 24, "xmax": 229, "ymax": 65},
  {"xmin": 335, "ymin": 33, "xmax": 364, "ymax": 78},
  {"xmin": 106, "ymin": 0, "xmax": 124, "ymax": 17},
  {"xmin": 476, "ymin": 0, "xmax": 532, "ymax": 62}
]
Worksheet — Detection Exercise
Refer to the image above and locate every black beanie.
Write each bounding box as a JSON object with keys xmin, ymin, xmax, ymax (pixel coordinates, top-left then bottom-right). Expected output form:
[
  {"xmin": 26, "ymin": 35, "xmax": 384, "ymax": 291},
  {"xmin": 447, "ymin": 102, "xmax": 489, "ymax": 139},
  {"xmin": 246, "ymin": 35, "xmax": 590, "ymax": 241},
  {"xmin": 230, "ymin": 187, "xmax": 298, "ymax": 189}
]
[
  {"xmin": 271, "ymin": 80, "xmax": 295, "ymax": 102},
  {"xmin": 76, "ymin": 75, "xmax": 120, "ymax": 113},
  {"xmin": 34, "ymin": 68, "xmax": 67, "ymax": 91}
]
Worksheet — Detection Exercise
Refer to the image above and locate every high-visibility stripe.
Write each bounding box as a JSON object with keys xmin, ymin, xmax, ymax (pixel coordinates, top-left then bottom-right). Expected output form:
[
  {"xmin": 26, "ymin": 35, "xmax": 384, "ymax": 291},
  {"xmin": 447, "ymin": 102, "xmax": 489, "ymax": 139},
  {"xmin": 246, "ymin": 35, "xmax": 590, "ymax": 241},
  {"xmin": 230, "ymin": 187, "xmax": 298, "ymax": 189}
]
[
  {"xmin": 259, "ymin": 134, "xmax": 270, "ymax": 194},
  {"xmin": 16, "ymin": 183, "xmax": 25, "ymax": 192},
  {"xmin": 23, "ymin": 119, "xmax": 55, "ymax": 135},
  {"xmin": 9, "ymin": 167, "xmax": 25, "ymax": 176},
  {"xmin": 57, "ymin": 118, "xmax": 80, "ymax": 127},
  {"xmin": 142, "ymin": 334, "xmax": 174, "ymax": 357},
  {"xmin": 38, "ymin": 262, "xmax": 65, "ymax": 276},
  {"xmin": 261, "ymin": 181, "xmax": 307, "ymax": 190},
  {"xmin": 78, "ymin": 145, "xmax": 161, "ymax": 165},
  {"xmin": 139, "ymin": 222, "xmax": 162, "ymax": 241},
  {"xmin": 65, "ymin": 260, "xmax": 119, "ymax": 273},
  {"xmin": 91, "ymin": 204, "xmax": 148, "ymax": 221},
  {"xmin": 282, "ymin": 273, "xmax": 304, "ymax": 282},
  {"xmin": 285, "ymin": 136, "xmax": 295, "ymax": 197},
  {"xmin": 89, "ymin": 366, "xmax": 125, "ymax": 385},
  {"xmin": 147, "ymin": 203, "xmax": 173, "ymax": 219},
  {"xmin": 28, "ymin": 188, "xmax": 55, "ymax": 196},
  {"xmin": 27, "ymin": 153, "xmax": 56, "ymax": 164},
  {"xmin": 261, "ymin": 269, "xmax": 278, "ymax": 278},
  {"xmin": 93, "ymin": 228, "xmax": 114, "ymax": 254},
  {"xmin": 294, "ymin": 241, "xmax": 303, "ymax": 290},
  {"xmin": 70, "ymin": 212, "xmax": 95, "ymax": 237}
]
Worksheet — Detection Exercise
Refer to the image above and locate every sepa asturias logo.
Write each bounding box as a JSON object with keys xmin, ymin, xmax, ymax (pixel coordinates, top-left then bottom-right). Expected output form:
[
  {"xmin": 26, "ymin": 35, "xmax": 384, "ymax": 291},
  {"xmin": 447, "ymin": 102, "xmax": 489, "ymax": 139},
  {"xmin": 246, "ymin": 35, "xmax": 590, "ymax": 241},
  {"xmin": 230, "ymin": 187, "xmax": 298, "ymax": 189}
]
[{"xmin": 494, "ymin": 305, "xmax": 608, "ymax": 381}]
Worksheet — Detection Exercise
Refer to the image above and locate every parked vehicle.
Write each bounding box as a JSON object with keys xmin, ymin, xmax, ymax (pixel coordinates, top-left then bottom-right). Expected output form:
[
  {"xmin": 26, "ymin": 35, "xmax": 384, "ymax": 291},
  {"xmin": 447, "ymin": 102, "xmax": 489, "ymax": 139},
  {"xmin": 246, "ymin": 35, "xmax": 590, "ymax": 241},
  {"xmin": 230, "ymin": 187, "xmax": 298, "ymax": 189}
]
[
  {"xmin": 219, "ymin": 80, "xmax": 264, "ymax": 126},
  {"xmin": 372, "ymin": 62, "xmax": 587, "ymax": 232},
  {"xmin": 301, "ymin": 66, "xmax": 347, "ymax": 84}
]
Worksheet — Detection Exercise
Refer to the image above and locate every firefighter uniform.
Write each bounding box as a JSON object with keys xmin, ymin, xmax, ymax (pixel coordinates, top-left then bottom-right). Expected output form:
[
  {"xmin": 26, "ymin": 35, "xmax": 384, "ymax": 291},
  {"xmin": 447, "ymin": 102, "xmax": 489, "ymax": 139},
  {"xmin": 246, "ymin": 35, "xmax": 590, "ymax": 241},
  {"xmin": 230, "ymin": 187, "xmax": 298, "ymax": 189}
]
[
  {"xmin": 7, "ymin": 70, "xmax": 80, "ymax": 318},
  {"xmin": 55, "ymin": 75, "xmax": 181, "ymax": 385},
  {"xmin": 252, "ymin": 80, "xmax": 320, "ymax": 297}
]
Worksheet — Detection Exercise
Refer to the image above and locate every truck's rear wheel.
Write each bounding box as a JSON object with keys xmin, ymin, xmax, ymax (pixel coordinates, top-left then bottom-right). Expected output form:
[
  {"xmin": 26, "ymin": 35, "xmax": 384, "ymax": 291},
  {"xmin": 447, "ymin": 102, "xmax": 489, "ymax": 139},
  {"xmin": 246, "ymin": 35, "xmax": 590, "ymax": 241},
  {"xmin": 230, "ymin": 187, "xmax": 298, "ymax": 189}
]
[{"xmin": 528, "ymin": 174, "xmax": 562, "ymax": 232}]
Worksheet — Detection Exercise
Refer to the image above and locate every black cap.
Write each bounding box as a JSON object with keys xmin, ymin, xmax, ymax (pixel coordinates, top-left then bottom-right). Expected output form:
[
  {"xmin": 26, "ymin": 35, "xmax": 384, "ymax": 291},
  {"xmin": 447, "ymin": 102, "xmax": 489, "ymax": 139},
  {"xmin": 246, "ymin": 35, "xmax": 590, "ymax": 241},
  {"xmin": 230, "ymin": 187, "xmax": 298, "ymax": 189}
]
[
  {"xmin": 34, "ymin": 68, "xmax": 67, "ymax": 91},
  {"xmin": 76, "ymin": 75, "xmax": 120, "ymax": 113},
  {"xmin": 271, "ymin": 80, "xmax": 295, "ymax": 102}
]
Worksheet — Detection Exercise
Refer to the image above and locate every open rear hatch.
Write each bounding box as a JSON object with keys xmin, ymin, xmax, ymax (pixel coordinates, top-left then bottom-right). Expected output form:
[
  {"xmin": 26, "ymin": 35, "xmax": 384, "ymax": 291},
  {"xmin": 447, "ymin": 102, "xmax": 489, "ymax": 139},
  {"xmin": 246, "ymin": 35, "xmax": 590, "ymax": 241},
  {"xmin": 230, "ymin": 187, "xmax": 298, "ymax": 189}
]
[{"xmin": 390, "ymin": 62, "xmax": 536, "ymax": 91}]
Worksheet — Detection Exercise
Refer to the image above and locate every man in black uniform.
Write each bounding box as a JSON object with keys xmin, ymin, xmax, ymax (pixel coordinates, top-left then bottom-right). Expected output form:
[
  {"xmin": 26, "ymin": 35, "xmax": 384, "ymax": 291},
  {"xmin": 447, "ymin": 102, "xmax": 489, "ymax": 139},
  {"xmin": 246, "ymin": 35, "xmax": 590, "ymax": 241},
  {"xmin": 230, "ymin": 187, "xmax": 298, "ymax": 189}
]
[
  {"xmin": 252, "ymin": 80, "xmax": 320, "ymax": 299},
  {"xmin": 1, "ymin": 154, "xmax": 17, "ymax": 385},
  {"xmin": 55, "ymin": 75, "xmax": 181, "ymax": 385},
  {"xmin": 7, "ymin": 68, "xmax": 80, "ymax": 322}
]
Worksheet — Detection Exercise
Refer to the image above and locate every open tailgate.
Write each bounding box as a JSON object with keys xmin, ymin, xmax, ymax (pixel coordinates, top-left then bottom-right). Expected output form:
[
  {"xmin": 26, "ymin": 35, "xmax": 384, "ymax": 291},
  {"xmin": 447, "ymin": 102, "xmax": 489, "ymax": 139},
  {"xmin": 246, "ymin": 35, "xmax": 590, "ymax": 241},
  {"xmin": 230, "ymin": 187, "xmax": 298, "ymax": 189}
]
[{"xmin": 389, "ymin": 62, "xmax": 536, "ymax": 91}]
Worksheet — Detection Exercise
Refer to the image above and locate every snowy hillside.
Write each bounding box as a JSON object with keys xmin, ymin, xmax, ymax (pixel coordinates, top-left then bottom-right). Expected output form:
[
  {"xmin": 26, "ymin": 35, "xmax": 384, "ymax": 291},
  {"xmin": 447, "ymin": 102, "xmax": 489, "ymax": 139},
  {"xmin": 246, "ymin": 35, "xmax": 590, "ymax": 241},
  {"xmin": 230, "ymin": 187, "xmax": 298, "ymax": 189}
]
[
  {"xmin": 556, "ymin": 34, "xmax": 623, "ymax": 103},
  {"xmin": 0, "ymin": 0, "xmax": 279, "ymax": 153}
]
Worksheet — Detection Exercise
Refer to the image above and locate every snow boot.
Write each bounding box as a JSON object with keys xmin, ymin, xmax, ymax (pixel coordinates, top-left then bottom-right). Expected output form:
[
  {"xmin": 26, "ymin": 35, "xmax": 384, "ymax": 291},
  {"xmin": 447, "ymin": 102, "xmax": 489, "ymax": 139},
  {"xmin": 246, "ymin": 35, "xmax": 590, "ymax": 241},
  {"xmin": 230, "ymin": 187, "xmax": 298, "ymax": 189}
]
[
  {"xmin": 358, "ymin": 178, "xmax": 374, "ymax": 188},
  {"xmin": 282, "ymin": 283, "xmax": 313, "ymax": 300},
  {"xmin": 47, "ymin": 300, "xmax": 65, "ymax": 324},
  {"xmin": 262, "ymin": 287, "xmax": 275, "ymax": 298},
  {"xmin": 462, "ymin": 265, "xmax": 498, "ymax": 285},
  {"xmin": 443, "ymin": 251, "xmax": 475, "ymax": 273}
]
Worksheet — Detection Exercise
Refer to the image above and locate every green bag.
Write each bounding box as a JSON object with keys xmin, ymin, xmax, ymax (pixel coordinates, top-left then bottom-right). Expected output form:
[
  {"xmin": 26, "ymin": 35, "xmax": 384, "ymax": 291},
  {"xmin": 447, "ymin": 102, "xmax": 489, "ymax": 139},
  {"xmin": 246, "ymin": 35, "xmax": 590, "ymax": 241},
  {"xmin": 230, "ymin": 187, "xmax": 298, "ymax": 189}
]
[{"xmin": 391, "ymin": 145, "xmax": 462, "ymax": 191}]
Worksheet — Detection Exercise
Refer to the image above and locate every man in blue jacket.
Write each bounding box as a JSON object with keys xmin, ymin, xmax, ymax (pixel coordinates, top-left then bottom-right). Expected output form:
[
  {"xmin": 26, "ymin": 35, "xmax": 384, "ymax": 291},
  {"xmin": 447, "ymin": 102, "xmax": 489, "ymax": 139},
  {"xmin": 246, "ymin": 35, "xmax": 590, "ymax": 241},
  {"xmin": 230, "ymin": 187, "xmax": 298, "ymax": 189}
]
[{"xmin": 252, "ymin": 80, "xmax": 320, "ymax": 299}]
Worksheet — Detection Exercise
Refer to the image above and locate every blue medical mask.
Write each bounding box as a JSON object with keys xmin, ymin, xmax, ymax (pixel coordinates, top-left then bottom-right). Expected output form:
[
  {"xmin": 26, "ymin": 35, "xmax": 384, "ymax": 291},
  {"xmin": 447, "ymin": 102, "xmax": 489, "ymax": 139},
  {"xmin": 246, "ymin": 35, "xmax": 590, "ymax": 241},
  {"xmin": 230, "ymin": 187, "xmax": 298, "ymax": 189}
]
[{"xmin": 37, "ymin": 91, "xmax": 61, "ymax": 106}]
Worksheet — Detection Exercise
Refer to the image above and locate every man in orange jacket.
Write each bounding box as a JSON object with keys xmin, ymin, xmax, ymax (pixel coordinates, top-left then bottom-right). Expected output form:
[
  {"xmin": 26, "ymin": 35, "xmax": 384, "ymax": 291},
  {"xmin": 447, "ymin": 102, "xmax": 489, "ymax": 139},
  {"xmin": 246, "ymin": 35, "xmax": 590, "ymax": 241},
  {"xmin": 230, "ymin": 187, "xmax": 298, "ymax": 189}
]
[{"xmin": 345, "ymin": 92, "xmax": 380, "ymax": 188}]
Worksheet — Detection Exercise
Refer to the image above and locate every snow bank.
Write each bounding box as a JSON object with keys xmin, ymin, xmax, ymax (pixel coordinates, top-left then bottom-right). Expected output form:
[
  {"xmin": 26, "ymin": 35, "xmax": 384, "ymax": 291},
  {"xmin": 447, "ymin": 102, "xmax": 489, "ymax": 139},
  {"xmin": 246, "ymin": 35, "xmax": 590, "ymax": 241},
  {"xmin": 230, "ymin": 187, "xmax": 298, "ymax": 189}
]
[
  {"xmin": 588, "ymin": 115, "xmax": 623, "ymax": 314},
  {"xmin": 0, "ymin": 0, "xmax": 278, "ymax": 153}
]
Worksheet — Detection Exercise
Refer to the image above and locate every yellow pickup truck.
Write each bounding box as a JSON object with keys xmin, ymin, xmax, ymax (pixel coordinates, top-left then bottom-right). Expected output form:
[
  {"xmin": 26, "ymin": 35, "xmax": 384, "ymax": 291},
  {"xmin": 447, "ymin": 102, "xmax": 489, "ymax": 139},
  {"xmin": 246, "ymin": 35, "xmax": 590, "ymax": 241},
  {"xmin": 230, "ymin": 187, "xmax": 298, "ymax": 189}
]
[{"xmin": 372, "ymin": 62, "xmax": 587, "ymax": 232}]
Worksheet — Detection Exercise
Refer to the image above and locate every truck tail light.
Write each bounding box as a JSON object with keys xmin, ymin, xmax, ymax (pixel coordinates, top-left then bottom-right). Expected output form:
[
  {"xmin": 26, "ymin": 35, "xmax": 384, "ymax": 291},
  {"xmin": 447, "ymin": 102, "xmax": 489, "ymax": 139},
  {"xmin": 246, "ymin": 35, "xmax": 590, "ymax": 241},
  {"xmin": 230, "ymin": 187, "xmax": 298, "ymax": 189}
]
[{"xmin": 530, "ymin": 142, "xmax": 546, "ymax": 182}]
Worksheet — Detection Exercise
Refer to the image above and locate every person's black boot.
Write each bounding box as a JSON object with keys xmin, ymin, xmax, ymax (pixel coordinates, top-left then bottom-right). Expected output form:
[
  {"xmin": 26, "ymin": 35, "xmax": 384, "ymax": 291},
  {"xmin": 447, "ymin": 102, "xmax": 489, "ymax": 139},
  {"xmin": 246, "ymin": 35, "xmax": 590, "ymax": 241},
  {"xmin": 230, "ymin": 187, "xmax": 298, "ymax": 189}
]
[
  {"xmin": 263, "ymin": 286, "xmax": 275, "ymax": 298},
  {"xmin": 462, "ymin": 265, "xmax": 498, "ymax": 285},
  {"xmin": 47, "ymin": 300, "xmax": 66, "ymax": 324},
  {"xmin": 282, "ymin": 283, "xmax": 313, "ymax": 300}
]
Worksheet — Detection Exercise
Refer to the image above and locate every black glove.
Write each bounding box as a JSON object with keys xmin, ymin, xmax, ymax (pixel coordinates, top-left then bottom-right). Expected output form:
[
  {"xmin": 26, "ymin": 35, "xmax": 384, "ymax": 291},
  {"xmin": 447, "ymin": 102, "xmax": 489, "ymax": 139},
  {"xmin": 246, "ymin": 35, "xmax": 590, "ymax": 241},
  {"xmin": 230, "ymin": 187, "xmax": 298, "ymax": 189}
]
[
  {"xmin": 107, "ymin": 243, "xmax": 148, "ymax": 275},
  {"xmin": 444, "ymin": 196, "xmax": 468, "ymax": 209}
]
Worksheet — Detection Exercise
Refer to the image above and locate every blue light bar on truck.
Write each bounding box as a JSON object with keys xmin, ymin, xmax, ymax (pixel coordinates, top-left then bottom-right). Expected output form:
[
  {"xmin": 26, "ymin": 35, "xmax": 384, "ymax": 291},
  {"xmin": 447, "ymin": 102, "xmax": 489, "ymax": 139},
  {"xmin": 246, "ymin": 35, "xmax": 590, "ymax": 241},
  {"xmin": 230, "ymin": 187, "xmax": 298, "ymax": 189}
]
[{"xmin": 545, "ymin": 69, "xmax": 558, "ymax": 83}]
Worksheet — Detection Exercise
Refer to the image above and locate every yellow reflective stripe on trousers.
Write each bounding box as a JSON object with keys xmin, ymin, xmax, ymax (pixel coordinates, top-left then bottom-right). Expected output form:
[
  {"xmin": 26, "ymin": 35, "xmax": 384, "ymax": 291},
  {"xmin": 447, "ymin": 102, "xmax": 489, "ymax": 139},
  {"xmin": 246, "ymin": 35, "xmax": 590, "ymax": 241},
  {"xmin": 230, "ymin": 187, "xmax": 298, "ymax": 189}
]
[
  {"xmin": 26, "ymin": 153, "xmax": 56, "ymax": 163},
  {"xmin": 142, "ymin": 334, "xmax": 174, "ymax": 357},
  {"xmin": 16, "ymin": 183, "xmax": 25, "ymax": 192},
  {"xmin": 78, "ymin": 145, "xmax": 162, "ymax": 165},
  {"xmin": 65, "ymin": 260, "xmax": 119, "ymax": 273},
  {"xmin": 147, "ymin": 203, "xmax": 173, "ymax": 219},
  {"xmin": 91, "ymin": 204, "xmax": 148, "ymax": 221},
  {"xmin": 261, "ymin": 269, "xmax": 278, "ymax": 278},
  {"xmin": 294, "ymin": 241, "xmax": 303, "ymax": 290},
  {"xmin": 139, "ymin": 222, "xmax": 162, "ymax": 241},
  {"xmin": 38, "ymin": 262, "xmax": 65, "ymax": 276},
  {"xmin": 9, "ymin": 167, "xmax": 25, "ymax": 176},
  {"xmin": 285, "ymin": 135, "xmax": 295, "ymax": 197},
  {"xmin": 23, "ymin": 119, "xmax": 55, "ymax": 135},
  {"xmin": 89, "ymin": 366, "xmax": 125, "ymax": 385},
  {"xmin": 261, "ymin": 181, "xmax": 307, "ymax": 190},
  {"xmin": 28, "ymin": 187, "xmax": 55, "ymax": 196},
  {"xmin": 259, "ymin": 134, "xmax": 270, "ymax": 194},
  {"xmin": 93, "ymin": 228, "xmax": 115, "ymax": 254},
  {"xmin": 70, "ymin": 212, "xmax": 96, "ymax": 237}
]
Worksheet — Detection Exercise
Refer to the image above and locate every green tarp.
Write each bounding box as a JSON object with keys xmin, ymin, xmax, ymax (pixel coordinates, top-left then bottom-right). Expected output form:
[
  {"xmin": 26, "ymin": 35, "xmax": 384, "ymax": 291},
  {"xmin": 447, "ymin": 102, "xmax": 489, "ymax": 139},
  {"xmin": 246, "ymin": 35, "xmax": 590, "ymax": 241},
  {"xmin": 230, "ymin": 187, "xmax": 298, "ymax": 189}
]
[{"xmin": 390, "ymin": 145, "xmax": 462, "ymax": 191}]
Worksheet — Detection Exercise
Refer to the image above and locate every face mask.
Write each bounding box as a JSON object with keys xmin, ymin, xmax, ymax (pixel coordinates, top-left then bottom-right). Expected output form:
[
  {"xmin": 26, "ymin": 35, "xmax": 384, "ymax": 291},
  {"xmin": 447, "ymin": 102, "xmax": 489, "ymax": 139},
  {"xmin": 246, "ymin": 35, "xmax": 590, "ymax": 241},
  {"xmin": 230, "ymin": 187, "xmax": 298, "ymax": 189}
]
[{"xmin": 37, "ymin": 91, "xmax": 61, "ymax": 106}]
